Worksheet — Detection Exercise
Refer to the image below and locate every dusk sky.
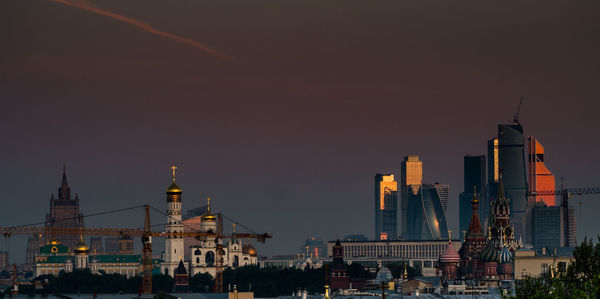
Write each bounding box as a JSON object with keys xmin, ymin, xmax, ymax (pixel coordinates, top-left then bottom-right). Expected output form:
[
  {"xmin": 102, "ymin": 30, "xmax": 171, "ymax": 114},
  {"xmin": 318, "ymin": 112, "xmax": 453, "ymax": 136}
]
[{"xmin": 1, "ymin": 0, "xmax": 599, "ymax": 263}]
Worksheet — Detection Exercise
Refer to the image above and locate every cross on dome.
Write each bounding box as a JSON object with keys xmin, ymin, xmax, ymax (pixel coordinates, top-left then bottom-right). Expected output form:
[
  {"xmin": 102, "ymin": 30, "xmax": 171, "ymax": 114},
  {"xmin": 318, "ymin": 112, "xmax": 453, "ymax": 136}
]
[{"xmin": 170, "ymin": 165, "xmax": 178, "ymax": 182}]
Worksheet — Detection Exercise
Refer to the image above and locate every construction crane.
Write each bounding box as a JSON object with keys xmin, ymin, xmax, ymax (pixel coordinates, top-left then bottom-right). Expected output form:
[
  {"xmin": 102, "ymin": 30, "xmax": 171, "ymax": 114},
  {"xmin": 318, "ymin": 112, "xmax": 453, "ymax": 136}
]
[
  {"xmin": 0, "ymin": 204, "xmax": 272, "ymax": 294},
  {"xmin": 527, "ymin": 186, "xmax": 600, "ymax": 247}
]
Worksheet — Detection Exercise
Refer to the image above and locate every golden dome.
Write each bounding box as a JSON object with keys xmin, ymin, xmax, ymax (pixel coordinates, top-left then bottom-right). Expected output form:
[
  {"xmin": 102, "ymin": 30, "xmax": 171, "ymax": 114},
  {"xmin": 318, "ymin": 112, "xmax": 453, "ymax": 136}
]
[
  {"xmin": 74, "ymin": 236, "xmax": 89, "ymax": 254},
  {"xmin": 166, "ymin": 182, "xmax": 182, "ymax": 193},
  {"xmin": 201, "ymin": 210, "xmax": 216, "ymax": 222},
  {"xmin": 243, "ymin": 244, "xmax": 258, "ymax": 257},
  {"xmin": 201, "ymin": 197, "xmax": 216, "ymax": 221}
]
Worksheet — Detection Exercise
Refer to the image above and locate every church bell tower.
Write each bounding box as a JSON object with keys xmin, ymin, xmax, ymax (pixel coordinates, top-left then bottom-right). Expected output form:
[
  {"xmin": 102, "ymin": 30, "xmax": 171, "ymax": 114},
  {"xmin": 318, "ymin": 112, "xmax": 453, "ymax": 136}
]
[{"xmin": 161, "ymin": 165, "xmax": 185, "ymax": 277}]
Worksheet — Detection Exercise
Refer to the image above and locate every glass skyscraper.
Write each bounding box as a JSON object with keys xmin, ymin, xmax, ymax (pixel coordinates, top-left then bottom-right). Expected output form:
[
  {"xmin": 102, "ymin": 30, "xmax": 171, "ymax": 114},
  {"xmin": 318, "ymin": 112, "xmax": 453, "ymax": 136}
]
[
  {"xmin": 401, "ymin": 156, "xmax": 449, "ymax": 240},
  {"xmin": 498, "ymin": 123, "xmax": 528, "ymax": 242},
  {"xmin": 401, "ymin": 156, "xmax": 422, "ymax": 239},
  {"xmin": 374, "ymin": 174, "xmax": 398, "ymax": 240},
  {"xmin": 404, "ymin": 184, "xmax": 449, "ymax": 240}
]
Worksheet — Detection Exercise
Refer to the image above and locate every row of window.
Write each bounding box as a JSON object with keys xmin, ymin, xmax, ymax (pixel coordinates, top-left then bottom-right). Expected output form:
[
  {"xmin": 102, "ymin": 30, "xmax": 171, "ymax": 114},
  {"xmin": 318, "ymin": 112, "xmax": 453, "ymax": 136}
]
[{"xmin": 341, "ymin": 243, "xmax": 448, "ymax": 259}]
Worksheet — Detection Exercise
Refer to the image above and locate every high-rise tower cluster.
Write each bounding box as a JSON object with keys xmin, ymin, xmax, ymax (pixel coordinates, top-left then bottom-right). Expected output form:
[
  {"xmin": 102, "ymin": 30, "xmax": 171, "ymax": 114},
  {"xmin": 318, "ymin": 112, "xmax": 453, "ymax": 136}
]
[{"xmin": 374, "ymin": 156, "xmax": 449, "ymax": 241}]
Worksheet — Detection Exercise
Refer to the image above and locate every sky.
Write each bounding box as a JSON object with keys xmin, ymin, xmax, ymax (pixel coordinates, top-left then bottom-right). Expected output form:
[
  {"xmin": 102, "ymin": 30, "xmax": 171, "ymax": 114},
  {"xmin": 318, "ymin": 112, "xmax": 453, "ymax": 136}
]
[{"xmin": 1, "ymin": 0, "xmax": 599, "ymax": 264}]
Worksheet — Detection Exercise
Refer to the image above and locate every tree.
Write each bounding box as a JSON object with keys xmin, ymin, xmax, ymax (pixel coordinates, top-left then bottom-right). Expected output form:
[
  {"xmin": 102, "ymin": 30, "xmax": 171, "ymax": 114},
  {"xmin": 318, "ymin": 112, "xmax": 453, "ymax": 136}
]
[
  {"xmin": 513, "ymin": 236, "xmax": 600, "ymax": 298},
  {"xmin": 189, "ymin": 272, "xmax": 214, "ymax": 293},
  {"xmin": 346, "ymin": 263, "xmax": 372, "ymax": 279}
]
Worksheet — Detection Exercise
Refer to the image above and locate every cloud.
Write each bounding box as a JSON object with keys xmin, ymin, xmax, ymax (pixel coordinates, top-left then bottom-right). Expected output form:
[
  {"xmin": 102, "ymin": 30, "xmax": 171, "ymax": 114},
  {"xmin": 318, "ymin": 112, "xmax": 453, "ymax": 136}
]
[{"xmin": 51, "ymin": 0, "xmax": 239, "ymax": 62}]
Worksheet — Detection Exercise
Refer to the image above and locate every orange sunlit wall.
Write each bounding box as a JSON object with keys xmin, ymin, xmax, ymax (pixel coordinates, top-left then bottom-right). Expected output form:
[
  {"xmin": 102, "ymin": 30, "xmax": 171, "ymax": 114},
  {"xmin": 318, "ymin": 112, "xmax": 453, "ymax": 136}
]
[
  {"xmin": 528, "ymin": 137, "xmax": 556, "ymax": 206},
  {"xmin": 379, "ymin": 175, "xmax": 397, "ymax": 210}
]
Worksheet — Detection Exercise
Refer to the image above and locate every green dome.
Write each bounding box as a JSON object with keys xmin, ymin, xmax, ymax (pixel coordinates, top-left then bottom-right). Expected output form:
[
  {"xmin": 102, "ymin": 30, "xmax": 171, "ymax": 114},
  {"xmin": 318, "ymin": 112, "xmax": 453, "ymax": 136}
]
[{"xmin": 479, "ymin": 241, "xmax": 499, "ymax": 263}]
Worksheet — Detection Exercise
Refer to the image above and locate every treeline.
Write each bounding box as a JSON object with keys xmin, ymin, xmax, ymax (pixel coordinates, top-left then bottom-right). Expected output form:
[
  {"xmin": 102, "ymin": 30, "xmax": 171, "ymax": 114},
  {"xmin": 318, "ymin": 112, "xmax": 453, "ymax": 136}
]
[
  {"xmin": 514, "ymin": 236, "xmax": 600, "ymax": 298},
  {"xmin": 15, "ymin": 270, "xmax": 174, "ymax": 295},
  {"xmin": 9, "ymin": 262, "xmax": 420, "ymax": 297}
]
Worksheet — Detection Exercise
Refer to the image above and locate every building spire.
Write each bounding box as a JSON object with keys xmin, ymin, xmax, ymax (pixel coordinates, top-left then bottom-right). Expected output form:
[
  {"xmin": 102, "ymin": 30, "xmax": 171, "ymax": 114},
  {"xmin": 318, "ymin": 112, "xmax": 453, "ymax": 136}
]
[{"xmin": 59, "ymin": 165, "xmax": 71, "ymax": 200}]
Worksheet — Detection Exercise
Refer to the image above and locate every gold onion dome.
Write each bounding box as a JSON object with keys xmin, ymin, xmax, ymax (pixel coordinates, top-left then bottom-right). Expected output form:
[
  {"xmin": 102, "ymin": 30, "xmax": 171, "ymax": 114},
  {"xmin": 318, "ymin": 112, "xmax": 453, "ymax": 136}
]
[
  {"xmin": 74, "ymin": 236, "xmax": 89, "ymax": 254},
  {"xmin": 243, "ymin": 244, "xmax": 258, "ymax": 257},
  {"xmin": 201, "ymin": 197, "xmax": 216, "ymax": 221},
  {"xmin": 166, "ymin": 182, "xmax": 182, "ymax": 193}
]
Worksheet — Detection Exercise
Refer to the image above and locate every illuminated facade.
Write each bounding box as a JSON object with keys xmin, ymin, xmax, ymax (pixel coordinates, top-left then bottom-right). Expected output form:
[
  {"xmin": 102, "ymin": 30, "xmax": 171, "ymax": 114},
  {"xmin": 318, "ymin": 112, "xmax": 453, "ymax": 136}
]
[
  {"xmin": 374, "ymin": 174, "xmax": 398, "ymax": 240},
  {"xmin": 498, "ymin": 124, "xmax": 528, "ymax": 243},
  {"xmin": 486, "ymin": 138, "xmax": 499, "ymax": 219},
  {"xmin": 401, "ymin": 156, "xmax": 422, "ymax": 238},
  {"xmin": 528, "ymin": 137, "xmax": 556, "ymax": 206},
  {"xmin": 45, "ymin": 167, "xmax": 85, "ymax": 249}
]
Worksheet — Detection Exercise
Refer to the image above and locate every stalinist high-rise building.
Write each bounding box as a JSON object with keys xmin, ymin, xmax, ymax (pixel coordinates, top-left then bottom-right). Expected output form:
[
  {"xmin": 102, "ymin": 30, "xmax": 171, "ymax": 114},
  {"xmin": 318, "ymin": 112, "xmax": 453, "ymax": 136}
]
[
  {"xmin": 161, "ymin": 166, "xmax": 185, "ymax": 277},
  {"xmin": 45, "ymin": 166, "xmax": 85, "ymax": 249}
]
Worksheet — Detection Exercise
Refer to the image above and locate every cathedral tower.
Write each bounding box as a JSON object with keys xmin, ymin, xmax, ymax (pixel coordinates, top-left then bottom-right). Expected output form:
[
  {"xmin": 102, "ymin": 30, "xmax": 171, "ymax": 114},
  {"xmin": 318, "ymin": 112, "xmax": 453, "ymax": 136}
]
[{"xmin": 162, "ymin": 166, "xmax": 185, "ymax": 277}]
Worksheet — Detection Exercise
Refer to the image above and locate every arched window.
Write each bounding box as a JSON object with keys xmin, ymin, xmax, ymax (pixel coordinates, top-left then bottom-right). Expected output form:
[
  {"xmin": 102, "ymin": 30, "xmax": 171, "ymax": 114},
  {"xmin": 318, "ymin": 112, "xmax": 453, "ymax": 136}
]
[
  {"xmin": 196, "ymin": 257, "xmax": 200, "ymax": 264},
  {"xmin": 205, "ymin": 251, "xmax": 215, "ymax": 266}
]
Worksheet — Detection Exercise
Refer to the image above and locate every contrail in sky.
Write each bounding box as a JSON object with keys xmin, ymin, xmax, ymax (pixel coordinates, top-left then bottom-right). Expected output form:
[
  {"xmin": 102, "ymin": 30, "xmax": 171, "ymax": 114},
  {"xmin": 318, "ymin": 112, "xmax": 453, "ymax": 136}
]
[{"xmin": 51, "ymin": 0, "xmax": 239, "ymax": 62}]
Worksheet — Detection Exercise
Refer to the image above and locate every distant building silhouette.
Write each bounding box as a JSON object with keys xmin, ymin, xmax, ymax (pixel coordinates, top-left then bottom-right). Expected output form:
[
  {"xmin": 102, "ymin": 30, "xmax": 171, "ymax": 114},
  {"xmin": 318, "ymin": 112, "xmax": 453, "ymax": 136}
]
[
  {"xmin": 44, "ymin": 166, "xmax": 85, "ymax": 249},
  {"xmin": 89, "ymin": 236, "xmax": 103, "ymax": 253},
  {"xmin": 25, "ymin": 234, "xmax": 43, "ymax": 271},
  {"xmin": 460, "ymin": 155, "xmax": 486, "ymax": 241},
  {"xmin": 374, "ymin": 174, "xmax": 398, "ymax": 240},
  {"xmin": 498, "ymin": 123, "xmax": 528, "ymax": 243}
]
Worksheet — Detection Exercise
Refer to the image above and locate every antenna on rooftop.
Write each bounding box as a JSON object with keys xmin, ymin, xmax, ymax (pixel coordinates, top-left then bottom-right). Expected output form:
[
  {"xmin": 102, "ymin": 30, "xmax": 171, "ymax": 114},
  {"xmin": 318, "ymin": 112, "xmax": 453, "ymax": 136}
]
[{"xmin": 513, "ymin": 97, "xmax": 524, "ymax": 124}]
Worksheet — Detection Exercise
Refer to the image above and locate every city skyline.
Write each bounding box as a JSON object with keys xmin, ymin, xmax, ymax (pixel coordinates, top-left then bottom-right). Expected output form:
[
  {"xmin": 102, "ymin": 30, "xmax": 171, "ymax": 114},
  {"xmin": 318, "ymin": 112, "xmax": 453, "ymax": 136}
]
[{"xmin": 2, "ymin": 0, "xmax": 600, "ymax": 266}]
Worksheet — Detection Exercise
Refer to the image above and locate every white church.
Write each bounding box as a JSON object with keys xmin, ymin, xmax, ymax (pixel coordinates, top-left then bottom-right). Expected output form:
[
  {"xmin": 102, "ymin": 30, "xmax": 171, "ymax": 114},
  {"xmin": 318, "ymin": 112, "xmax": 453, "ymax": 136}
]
[{"xmin": 161, "ymin": 167, "xmax": 258, "ymax": 278}]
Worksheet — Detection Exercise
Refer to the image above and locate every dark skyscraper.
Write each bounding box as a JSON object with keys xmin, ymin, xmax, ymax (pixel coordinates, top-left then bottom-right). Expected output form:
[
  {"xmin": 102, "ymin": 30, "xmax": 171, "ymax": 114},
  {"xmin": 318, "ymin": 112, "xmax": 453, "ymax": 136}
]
[
  {"xmin": 498, "ymin": 123, "xmax": 529, "ymax": 243},
  {"xmin": 44, "ymin": 167, "xmax": 85, "ymax": 249},
  {"xmin": 374, "ymin": 174, "xmax": 398, "ymax": 240},
  {"xmin": 459, "ymin": 155, "xmax": 486, "ymax": 241}
]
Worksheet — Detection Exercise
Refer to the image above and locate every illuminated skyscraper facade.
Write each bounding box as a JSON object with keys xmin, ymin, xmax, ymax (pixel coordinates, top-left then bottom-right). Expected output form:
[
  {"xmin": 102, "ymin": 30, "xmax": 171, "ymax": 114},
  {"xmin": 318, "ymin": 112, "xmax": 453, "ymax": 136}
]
[
  {"xmin": 374, "ymin": 174, "xmax": 398, "ymax": 240},
  {"xmin": 528, "ymin": 137, "xmax": 556, "ymax": 206},
  {"xmin": 498, "ymin": 123, "xmax": 528, "ymax": 242},
  {"xmin": 401, "ymin": 156, "xmax": 422, "ymax": 238}
]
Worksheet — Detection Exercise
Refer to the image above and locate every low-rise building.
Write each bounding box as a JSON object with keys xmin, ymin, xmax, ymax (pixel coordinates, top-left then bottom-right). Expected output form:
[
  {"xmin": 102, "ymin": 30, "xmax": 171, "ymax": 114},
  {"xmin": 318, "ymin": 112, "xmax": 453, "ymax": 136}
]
[
  {"xmin": 326, "ymin": 239, "xmax": 461, "ymax": 276},
  {"xmin": 513, "ymin": 247, "xmax": 573, "ymax": 279},
  {"xmin": 34, "ymin": 239, "xmax": 161, "ymax": 278}
]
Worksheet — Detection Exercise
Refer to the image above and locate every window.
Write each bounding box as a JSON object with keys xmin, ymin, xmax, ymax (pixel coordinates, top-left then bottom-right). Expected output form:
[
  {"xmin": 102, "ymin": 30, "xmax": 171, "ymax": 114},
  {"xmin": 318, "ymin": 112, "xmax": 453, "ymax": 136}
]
[
  {"xmin": 541, "ymin": 263, "xmax": 548, "ymax": 274},
  {"xmin": 558, "ymin": 262, "xmax": 567, "ymax": 272}
]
